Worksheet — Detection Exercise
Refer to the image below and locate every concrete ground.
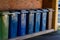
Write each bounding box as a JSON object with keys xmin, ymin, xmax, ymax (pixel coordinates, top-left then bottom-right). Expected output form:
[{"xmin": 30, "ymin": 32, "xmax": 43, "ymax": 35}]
[
  {"xmin": 25, "ymin": 30, "xmax": 60, "ymax": 40},
  {"xmin": 25, "ymin": 25, "xmax": 60, "ymax": 40}
]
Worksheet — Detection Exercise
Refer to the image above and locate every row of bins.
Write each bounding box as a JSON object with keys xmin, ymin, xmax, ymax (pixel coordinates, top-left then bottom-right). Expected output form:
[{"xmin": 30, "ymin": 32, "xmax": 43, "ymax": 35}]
[{"xmin": 0, "ymin": 9, "xmax": 54, "ymax": 40}]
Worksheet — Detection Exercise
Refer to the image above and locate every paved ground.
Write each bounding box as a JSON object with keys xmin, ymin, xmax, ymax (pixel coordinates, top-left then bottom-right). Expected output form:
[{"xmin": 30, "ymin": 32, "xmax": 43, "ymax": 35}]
[{"xmin": 25, "ymin": 30, "xmax": 60, "ymax": 40}]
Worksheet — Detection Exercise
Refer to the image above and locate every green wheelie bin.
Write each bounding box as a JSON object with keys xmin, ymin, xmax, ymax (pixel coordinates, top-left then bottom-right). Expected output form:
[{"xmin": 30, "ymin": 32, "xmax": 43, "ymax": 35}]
[{"xmin": 0, "ymin": 11, "xmax": 9, "ymax": 40}]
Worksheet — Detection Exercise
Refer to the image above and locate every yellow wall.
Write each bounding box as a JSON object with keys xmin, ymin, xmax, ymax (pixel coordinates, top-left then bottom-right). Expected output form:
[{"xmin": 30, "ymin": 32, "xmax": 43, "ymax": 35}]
[{"xmin": 52, "ymin": 0, "xmax": 58, "ymax": 31}]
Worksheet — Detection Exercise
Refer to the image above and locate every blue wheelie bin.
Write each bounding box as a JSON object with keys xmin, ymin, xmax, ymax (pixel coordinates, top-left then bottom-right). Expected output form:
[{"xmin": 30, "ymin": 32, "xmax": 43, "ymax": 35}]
[
  {"xmin": 28, "ymin": 10, "xmax": 35, "ymax": 34},
  {"xmin": 35, "ymin": 10, "xmax": 42, "ymax": 32},
  {"xmin": 17, "ymin": 10, "xmax": 28, "ymax": 36},
  {"xmin": 9, "ymin": 12, "xmax": 20, "ymax": 38},
  {"xmin": 41, "ymin": 9, "xmax": 48, "ymax": 31}
]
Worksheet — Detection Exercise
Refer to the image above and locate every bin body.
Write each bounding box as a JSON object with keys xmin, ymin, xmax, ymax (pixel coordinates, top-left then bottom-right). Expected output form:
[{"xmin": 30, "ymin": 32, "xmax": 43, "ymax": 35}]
[
  {"xmin": 28, "ymin": 11, "xmax": 34, "ymax": 34},
  {"xmin": 0, "ymin": 12, "xmax": 9, "ymax": 40},
  {"xmin": 41, "ymin": 9, "xmax": 48, "ymax": 31},
  {"xmin": 9, "ymin": 12, "xmax": 19, "ymax": 38},
  {"xmin": 47, "ymin": 9, "xmax": 53, "ymax": 29},
  {"xmin": 17, "ymin": 10, "xmax": 28, "ymax": 36},
  {"xmin": 21, "ymin": 14, "xmax": 26, "ymax": 36},
  {"xmin": 0, "ymin": 15, "xmax": 2, "ymax": 40},
  {"xmin": 35, "ymin": 10, "xmax": 41, "ymax": 32}
]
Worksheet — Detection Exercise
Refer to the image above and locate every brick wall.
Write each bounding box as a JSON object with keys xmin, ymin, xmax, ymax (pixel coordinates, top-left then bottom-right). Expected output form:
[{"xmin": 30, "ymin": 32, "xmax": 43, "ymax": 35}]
[
  {"xmin": 42, "ymin": 0, "xmax": 53, "ymax": 8},
  {"xmin": 0, "ymin": 0, "xmax": 10, "ymax": 10},
  {"xmin": 0, "ymin": 0, "xmax": 42, "ymax": 10}
]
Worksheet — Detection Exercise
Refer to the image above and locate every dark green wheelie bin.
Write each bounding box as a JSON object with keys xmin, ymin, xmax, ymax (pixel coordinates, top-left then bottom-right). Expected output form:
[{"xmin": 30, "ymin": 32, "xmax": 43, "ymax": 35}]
[{"xmin": 0, "ymin": 11, "xmax": 10, "ymax": 40}]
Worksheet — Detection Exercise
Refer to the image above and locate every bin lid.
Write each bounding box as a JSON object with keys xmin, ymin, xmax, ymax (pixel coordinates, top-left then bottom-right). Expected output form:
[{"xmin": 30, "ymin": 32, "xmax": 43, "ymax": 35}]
[
  {"xmin": 42, "ymin": 9, "xmax": 48, "ymax": 12},
  {"xmin": 21, "ymin": 10, "xmax": 29, "ymax": 14},
  {"xmin": 0, "ymin": 11, "xmax": 11, "ymax": 15},
  {"xmin": 47, "ymin": 8, "xmax": 54, "ymax": 12},
  {"xmin": 9, "ymin": 11, "xmax": 20, "ymax": 14},
  {"xmin": 12, "ymin": 12, "xmax": 20, "ymax": 14},
  {"xmin": 30, "ymin": 10, "xmax": 36, "ymax": 14},
  {"xmin": 36, "ymin": 10, "xmax": 42, "ymax": 13},
  {"xmin": 0, "ymin": 11, "xmax": 3, "ymax": 15}
]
